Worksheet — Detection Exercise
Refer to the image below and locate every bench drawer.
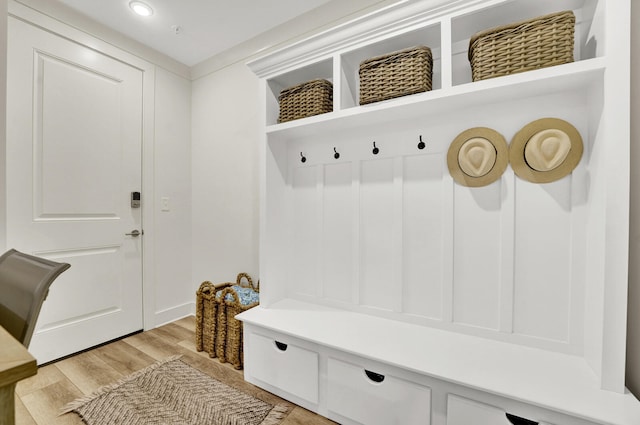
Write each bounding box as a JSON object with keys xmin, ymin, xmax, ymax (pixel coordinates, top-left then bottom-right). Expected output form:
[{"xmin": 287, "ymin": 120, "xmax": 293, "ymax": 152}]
[
  {"xmin": 245, "ymin": 331, "xmax": 319, "ymax": 404},
  {"xmin": 327, "ymin": 357, "xmax": 431, "ymax": 425},
  {"xmin": 447, "ymin": 394, "xmax": 555, "ymax": 425}
]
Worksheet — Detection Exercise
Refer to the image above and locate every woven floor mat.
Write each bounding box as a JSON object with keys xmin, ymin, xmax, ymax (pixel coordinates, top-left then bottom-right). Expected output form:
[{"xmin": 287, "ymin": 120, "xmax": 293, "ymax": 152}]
[{"xmin": 61, "ymin": 356, "xmax": 288, "ymax": 425}]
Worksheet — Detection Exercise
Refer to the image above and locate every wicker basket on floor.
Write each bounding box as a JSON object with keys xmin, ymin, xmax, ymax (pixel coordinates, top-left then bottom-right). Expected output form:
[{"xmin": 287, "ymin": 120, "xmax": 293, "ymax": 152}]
[
  {"xmin": 278, "ymin": 79, "xmax": 333, "ymax": 123},
  {"xmin": 195, "ymin": 280, "xmax": 231, "ymax": 358},
  {"xmin": 215, "ymin": 273, "xmax": 259, "ymax": 369},
  {"xmin": 359, "ymin": 45, "xmax": 433, "ymax": 105},
  {"xmin": 468, "ymin": 10, "xmax": 575, "ymax": 82}
]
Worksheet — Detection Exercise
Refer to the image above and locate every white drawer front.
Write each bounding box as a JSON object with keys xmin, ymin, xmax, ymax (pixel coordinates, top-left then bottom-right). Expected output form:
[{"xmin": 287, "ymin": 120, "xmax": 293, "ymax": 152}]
[
  {"xmin": 327, "ymin": 357, "xmax": 431, "ymax": 425},
  {"xmin": 246, "ymin": 332, "xmax": 319, "ymax": 404},
  {"xmin": 447, "ymin": 395, "xmax": 554, "ymax": 425},
  {"xmin": 447, "ymin": 395, "xmax": 511, "ymax": 425}
]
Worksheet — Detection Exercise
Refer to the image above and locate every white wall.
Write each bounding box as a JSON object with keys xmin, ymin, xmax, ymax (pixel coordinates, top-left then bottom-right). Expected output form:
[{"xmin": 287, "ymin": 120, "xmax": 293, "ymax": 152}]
[
  {"xmin": 153, "ymin": 68, "xmax": 193, "ymax": 324},
  {"xmin": 191, "ymin": 63, "xmax": 260, "ymax": 285}
]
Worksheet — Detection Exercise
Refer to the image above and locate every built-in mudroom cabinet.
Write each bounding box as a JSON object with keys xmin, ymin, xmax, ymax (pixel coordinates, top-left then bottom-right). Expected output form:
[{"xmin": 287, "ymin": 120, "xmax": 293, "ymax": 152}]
[{"xmin": 237, "ymin": 0, "xmax": 640, "ymax": 424}]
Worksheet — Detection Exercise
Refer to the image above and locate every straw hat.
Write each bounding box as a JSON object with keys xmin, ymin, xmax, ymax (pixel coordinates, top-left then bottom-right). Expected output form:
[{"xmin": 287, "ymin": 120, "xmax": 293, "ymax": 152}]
[
  {"xmin": 509, "ymin": 118, "xmax": 583, "ymax": 183},
  {"xmin": 447, "ymin": 127, "xmax": 508, "ymax": 187}
]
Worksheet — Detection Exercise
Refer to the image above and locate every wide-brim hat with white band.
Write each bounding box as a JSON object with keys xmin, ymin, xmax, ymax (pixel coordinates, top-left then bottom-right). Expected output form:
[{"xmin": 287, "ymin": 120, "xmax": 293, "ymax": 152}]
[
  {"xmin": 447, "ymin": 127, "xmax": 508, "ymax": 187},
  {"xmin": 509, "ymin": 117, "xmax": 583, "ymax": 184}
]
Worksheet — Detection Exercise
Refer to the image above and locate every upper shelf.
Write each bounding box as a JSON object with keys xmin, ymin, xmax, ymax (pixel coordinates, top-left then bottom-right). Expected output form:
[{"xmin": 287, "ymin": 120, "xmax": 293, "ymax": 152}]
[
  {"xmin": 257, "ymin": 0, "xmax": 603, "ymax": 128},
  {"xmin": 266, "ymin": 57, "xmax": 605, "ymax": 143}
]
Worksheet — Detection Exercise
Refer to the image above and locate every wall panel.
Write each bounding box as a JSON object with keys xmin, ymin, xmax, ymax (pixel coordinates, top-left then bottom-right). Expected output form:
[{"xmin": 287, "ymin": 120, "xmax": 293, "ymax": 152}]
[
  {"xmin": 402, "ymin": 154, "xmax": 445, "ymax": 319},
  {"xmin": 291, "ymin": 166, "xmax": 319, "ymax": 297},
  {"xmin": 452, "ymin": 183, "xmax": 503, "ymax": 330},
  {"xmin": 360, "ymin": 158, "xmax": 395, "ymax": 310},
  {"xmin": 323, "ymin": 162, "xmax": 354, "ymax": 303},
  {"xmin": 513, "ymin": 178, "xmax": 572, "ymax": 342}
]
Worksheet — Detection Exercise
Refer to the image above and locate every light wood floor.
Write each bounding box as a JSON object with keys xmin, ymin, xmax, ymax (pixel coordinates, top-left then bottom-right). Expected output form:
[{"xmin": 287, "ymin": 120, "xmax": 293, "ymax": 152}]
[{"xmin": 15, "ymin": 316, "xmax": 335, "ymax": 425}]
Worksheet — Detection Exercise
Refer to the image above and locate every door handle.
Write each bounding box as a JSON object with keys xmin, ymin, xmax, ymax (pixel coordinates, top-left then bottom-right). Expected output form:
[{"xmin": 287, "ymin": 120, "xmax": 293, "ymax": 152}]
[{"xmin": 125, "ymin": 229, "xmax": 142, "ymax": 237}]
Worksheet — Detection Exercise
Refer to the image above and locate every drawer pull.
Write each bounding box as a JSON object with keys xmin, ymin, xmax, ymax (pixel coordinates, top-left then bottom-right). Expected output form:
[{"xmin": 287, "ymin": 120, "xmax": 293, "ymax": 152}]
[
  {"xmin": 364, "ymin": 369, "xmax": 385, "ymax": 383},
  {"xmin": 274, "ymin": 341, "xmax": 288, "ymax": 351},
  {"xmin": 506, "ymin": 413, "xmax": 538, "ymax": 425}
]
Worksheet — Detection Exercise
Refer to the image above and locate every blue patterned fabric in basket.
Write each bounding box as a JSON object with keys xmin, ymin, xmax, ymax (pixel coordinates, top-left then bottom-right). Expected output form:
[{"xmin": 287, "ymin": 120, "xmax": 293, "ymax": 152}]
[{"xmin": 215, "ymin": 285, "xmax": 259, "ymax": 305}]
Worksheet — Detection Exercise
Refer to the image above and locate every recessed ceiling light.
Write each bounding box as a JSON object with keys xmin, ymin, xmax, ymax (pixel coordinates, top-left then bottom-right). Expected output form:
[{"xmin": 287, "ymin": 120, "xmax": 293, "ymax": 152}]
[{"xmin": 129, "ymin": 1, "xmax": 153, "ymax": 17}]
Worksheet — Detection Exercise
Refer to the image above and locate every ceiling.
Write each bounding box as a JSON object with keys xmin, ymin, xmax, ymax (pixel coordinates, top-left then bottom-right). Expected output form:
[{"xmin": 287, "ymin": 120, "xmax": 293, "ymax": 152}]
[{"xmin": 53, "ymin": 0, "xmax": 334, "ymax": 67}]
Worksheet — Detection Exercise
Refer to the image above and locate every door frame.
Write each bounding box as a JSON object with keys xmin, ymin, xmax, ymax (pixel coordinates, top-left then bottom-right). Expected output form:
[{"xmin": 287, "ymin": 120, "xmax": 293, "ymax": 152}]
[{"xmin": 8, "ymin": 2, "xmax": 158, "ymax": 331}]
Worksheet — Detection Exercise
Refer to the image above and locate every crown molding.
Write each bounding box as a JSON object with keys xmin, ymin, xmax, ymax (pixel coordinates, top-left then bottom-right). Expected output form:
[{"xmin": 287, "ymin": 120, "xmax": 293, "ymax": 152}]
[{"xmin": 245, "ymin": 0, "xmax": 481, "ymax": 79}]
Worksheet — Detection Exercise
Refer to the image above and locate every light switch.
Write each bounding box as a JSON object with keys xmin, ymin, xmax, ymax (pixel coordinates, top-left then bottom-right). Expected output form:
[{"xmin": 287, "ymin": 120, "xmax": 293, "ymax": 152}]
[{"xmin": 161, "ymin": 197, "xmax": 170, "ymax": 212}]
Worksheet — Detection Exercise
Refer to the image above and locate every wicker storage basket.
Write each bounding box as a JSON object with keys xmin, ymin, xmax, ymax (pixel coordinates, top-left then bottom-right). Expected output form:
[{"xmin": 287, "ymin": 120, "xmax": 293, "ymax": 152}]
[
  {"xmin": 215, "ymin": 274, "xmax": 259, "ymax": 370},
  {"xmin": 359, "ymin": 45, "xmax": 433, "ymax": 105},
  {"xmin": 468, "ymin": 10, "xmax": 575, "ymax": 82},
  {"xmin": 278, "ymin": 79, "xmax": 333, "ymax": 123},
  {"xmin": 195, "ymin": 273, "xmax": 259, "ymax": 369},
  {"xmin": 195, "ymin": 280, "xmax": 231, "ymax": 358}
]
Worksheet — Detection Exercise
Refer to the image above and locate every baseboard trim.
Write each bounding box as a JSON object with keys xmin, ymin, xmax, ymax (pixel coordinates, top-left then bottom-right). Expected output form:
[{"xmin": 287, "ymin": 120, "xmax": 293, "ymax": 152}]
[{"xmin": 153, "ymin": 302, "xmax": 196, "ymax": 328}]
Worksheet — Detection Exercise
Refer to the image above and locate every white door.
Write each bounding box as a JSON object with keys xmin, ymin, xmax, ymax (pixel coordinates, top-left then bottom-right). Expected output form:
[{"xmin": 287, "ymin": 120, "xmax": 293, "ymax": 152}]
[{"xmin": 6, "ymin": 18, "xmax": 144, "ymax": 363}]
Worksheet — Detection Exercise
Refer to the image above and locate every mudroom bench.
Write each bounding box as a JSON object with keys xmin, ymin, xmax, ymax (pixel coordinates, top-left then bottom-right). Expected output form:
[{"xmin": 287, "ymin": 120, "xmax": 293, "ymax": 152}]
[{"xmin": 239, "ymin": 300, "xmax": 640, "ymax": 425}]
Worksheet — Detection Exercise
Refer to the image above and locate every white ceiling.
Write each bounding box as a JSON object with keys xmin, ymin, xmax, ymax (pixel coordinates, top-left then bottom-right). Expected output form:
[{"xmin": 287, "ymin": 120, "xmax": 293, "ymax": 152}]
[{"xmin": 54, "ymin": 0, "xmax": 333, "ymax": 67}]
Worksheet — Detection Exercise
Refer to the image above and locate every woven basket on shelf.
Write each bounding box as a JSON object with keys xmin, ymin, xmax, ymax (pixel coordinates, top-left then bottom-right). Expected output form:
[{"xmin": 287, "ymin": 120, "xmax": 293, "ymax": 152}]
[
  {"xmin": 468, "ymin": 10, "xmax": 575, "ymax": 82},
  {"xmin": 215, "ymin": 273, "xmax": 259, "ymax": 370},
  {"xmin": 278, "ymin": 79, "xmax": 333, "ymax": 123},
  {"xmin": 359, "ymin": 45, "xmax": 433, "ymax": 105},
  {"xmin": 195, "ymin": 273, "xmax": 259, "ymax": 369}
]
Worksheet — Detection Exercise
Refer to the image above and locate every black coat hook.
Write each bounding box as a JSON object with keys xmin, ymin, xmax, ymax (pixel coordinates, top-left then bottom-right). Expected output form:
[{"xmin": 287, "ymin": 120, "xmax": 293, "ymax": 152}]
[
  {"xmin": 418, "ymin": 135, "xmax": 426, "ymax": 150},
  {"xmin": 300, "ymin": 152, "xmax": 306, "ymax": 163},
  {"xmin": 372, "ymin": 141, "xmax": 379, "ymax": 155},
  {"xmin": 333, "ymin": 147, "xmax": 340, "ymax": 159}
]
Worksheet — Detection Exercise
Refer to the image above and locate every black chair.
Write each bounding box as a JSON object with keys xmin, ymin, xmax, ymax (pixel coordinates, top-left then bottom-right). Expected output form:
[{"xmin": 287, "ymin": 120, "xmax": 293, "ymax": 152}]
[{"xmin": 0, "ymin": 249, "xmax": 70, "ymax": 347}]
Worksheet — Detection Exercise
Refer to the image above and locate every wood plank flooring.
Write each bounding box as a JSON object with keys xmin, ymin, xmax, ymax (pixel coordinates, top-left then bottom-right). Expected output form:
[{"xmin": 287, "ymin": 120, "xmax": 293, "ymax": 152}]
[{"xmin": 15, "ymin": 316, "xmax": 335, "ymax": 425}]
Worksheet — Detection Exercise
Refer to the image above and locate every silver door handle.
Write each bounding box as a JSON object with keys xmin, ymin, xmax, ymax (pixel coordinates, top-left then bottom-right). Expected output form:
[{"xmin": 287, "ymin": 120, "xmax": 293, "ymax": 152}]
[{"xmin": 125, "ymin": 229, "xmax": 142, "ymax": 237}]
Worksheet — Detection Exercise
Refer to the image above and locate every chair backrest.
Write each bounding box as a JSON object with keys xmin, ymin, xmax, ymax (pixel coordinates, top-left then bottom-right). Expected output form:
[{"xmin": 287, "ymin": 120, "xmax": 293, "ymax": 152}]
[{"xmin": 0, "ymin": 249, "xmax": 70, "ymax": 347}]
